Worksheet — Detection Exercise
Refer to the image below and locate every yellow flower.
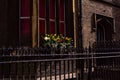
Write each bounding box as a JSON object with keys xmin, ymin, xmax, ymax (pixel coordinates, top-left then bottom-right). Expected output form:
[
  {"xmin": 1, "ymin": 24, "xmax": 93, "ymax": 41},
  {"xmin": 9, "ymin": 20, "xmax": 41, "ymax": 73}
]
[{"xmin": 43, "ymin": 34, "xmax": 73, "ymax": 48}]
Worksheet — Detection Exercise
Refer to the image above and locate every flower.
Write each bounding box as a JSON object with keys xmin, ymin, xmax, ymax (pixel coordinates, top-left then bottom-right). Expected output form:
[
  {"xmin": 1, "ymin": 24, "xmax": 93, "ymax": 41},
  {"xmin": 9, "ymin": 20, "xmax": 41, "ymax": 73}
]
[
  {"xmin": 43, "ymin": 34, "xmax": 73, "ymax": 48},
  {"xmin": 44, "ymin": 36, "xmax": 50, "ymax": 41}
]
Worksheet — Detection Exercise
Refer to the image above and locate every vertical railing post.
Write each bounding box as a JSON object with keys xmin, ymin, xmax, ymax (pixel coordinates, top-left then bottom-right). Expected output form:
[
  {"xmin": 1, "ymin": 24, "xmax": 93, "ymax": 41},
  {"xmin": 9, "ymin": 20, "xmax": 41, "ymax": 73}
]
[
  {"xmin": 76, "ymin": 48, "xmax": 84, "ymax": 80},
  {"xmin": 80, "ymin": 57, "xmax": 84, "ymax": 80},
  {"xmin": 87, "ymin": 46, "xmax": 92, "ymax": 80}
]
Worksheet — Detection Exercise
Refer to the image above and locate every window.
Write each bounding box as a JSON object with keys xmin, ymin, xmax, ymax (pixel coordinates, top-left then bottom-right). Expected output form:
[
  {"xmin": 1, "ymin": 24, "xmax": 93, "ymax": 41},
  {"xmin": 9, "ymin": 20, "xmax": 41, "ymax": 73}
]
[
  {"xmin": 39, "ymin": 0, "xmax": 65, "ymax": 34},
  {"xmin": 38, "ymin": 0, "xmax": 74, "ymax": 46},
  {"xmin": 32, "ymin": 0, "xmax": 73, "ymax": 46},
  {"xmin": 38, "ymin": 0, "xmax": 68, "ymax": 46},
  {"xmin": 0, "ymin": 0, "xmax": 74, "ymax": 47},
  {"xmin": 92, "ymin": 14, "xmax": 114, "ymax": 42}
]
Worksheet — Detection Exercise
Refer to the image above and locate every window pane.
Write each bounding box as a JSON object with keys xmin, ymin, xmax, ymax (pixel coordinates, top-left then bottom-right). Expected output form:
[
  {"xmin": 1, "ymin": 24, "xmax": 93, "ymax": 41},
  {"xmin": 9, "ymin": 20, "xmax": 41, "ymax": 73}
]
[
  {"xmin": 50, "ymin": 0, "xmax": 55, "ymax": 19},
  {"xmin": 21, "ymin": 19, "xmax": 31, "ymax": 35},
  {"xmin": 60, "ymin": 23, "xmax": 64, "ymax": 34},
  {"xmin": 21, "ymin": 0, "xmax": 30, "ymax": 17},
  {"xmin": 39, "ymin": 20, "xmax": 45, "ymax": 34},
  {"xmin": 60, "ymin": 0, "xmax": 64, "ymax": 21},
  {"xmin": 50, "ymin": 22, "xmax": 55, "ymax": 34},
  {"xmin": 20, "ymin": 19, "xmax": 31, "ymax": 46},
  {"xmin": 39, "ymin": 0, "xmax": 46, "ymax": 18}
]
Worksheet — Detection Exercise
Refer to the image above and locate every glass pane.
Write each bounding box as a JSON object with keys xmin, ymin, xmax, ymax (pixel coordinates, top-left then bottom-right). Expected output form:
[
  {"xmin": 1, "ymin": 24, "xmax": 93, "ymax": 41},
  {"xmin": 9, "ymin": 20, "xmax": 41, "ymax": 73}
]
[
  {"xmin": 39, "ymin": 20, "xmax": 45, "ymax": 34},
  {"xmin": 20, "ymin": 19, "xmax": 31, "ymax": 35},
  {"xmin": 21, "ymin": 0, "xmax": 30, "ymax": 17},
  {"xmin": 60, "ymin": 0, "xmax": 64, "ymax": 21},
  {"xmin": 20, "ymin": 19, "xmax": 31, "ymax": 46},
  {"xmin": 50, "ymin": 0, "xmax": 55, "ymax": 19},
  {"xmin": 50, "ymin": 22, "xmax": 55, "ymax": 34},
  {"xmin": 60, "ymin": 23, "xmax": 64, "ymax": 34},
  {"xmin": 39, "ymin": 0, "xmax": 46, "ymax": 18}
]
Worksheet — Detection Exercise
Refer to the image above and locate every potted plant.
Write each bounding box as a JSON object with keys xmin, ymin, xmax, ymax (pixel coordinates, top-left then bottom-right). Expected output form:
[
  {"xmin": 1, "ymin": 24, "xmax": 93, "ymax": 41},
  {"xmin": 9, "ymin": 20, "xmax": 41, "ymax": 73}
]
[{"xmin": 43, "ymin": 34, "xmax": 73, "ymax": 54}]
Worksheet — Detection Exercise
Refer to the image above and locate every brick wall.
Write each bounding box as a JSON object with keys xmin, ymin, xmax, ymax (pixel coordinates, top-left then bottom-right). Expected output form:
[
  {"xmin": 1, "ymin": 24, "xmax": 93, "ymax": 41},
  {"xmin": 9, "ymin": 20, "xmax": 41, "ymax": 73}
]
[
  {"xmin": 112, "ymin": 0, "xmax": 120, "ymax": 41},
  {"xmin": 81, "ymin": 0, "xmax": 120, "ymax": 47}
]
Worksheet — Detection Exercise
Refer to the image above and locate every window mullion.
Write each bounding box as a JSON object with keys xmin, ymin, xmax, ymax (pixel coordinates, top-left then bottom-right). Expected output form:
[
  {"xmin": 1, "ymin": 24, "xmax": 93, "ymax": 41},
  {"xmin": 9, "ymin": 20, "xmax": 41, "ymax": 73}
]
[
  {"xmin": 64, "ymin": 0, "xmax": 68, "ymax": 36},
  {"xmin": 63, "ymin": 0, "xmax": 66, "ymax": 36},
  {"xmin": 46, "ymin": 0, "xmax": 50, "ymax": 34},
  {"xmin": 55, "ymin": 0, "xmax": 60, "ymax": 34},
  {"xmin": 19, "ymin": 0, "xmax": 21, "ymax": 46}
]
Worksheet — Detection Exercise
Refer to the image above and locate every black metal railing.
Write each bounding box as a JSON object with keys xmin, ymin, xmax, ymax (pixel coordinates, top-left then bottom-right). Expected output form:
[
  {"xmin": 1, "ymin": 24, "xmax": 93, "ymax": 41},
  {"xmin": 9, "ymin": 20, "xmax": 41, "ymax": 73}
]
[
  {"xmin": 0, "ymin": 43, "xmax": 120, "ymax": 80},
  {"xmin": 93, "ymin": 41, "xmax": 120, "ymax": 48}
]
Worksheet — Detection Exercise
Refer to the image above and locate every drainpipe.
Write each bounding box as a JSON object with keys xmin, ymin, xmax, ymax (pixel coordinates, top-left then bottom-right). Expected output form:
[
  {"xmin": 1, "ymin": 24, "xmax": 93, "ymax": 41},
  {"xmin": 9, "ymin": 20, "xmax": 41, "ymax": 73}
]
[
  {"xmin": 78, "ymin": 0, "xmax": 83, "ymax": 48},
  {"xmin": 76, "ymin": 0, "xmax": 84, "ymax": 80}
]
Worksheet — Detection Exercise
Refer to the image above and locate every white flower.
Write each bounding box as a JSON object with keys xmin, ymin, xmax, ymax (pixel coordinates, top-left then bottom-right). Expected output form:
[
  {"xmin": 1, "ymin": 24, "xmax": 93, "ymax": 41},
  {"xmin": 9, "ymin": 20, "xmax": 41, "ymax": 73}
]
[{"xmin": 44, "ymin": 37, "xmax": 50, "ymax": 41}]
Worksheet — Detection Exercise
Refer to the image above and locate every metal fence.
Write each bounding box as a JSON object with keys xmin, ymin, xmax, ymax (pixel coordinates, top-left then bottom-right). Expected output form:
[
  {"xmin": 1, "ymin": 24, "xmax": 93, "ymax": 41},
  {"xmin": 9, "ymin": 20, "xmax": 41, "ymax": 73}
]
[{"xmin": 0, "ymin": 46, "xmax": 120, "ymax": 80}]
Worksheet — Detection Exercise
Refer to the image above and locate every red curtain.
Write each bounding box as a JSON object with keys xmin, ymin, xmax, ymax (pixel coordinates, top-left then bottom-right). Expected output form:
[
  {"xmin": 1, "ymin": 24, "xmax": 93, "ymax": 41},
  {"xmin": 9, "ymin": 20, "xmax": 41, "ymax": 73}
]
[
  {"xmin": 60, "ymin": 23, "xmax": 64, "ymax": 34},
  {"xmin": 39, "ymin": 0, "xmax": 46, "ymax": 18},
  {"xmin": 60, "ymin": 0, "xmax": 64, "ymax": 21},
  {"xmin": 40, "ymin": 20, "xmax": 45, "ymax": 34},
  {"xmin": 20, "ymin": 0, "xmax": 31, "ymax": 46},
  {"xmin": 21, "ymin": 20, "xmax": 30, "ymax": 35},
  {"xmin": 50, "ymin": 22, "xmax": 55, "ymax": 34},
  {"xmin": 50, "ymin": 0, "xmax": 55, "ymax": 19},
  {"xmin": 21, "ymin": 0, "xmax": 30, "ymax": 17}
]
